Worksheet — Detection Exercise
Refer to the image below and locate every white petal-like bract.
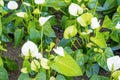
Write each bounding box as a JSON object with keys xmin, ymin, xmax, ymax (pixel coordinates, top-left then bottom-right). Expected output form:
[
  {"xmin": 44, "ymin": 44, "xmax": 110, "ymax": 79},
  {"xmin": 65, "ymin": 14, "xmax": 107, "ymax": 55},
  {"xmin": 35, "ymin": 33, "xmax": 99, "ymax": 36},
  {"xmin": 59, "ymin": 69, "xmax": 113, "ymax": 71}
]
[
  {"xmin": 21, "ymin": 41, "xmax": 38, "ymax": 57},
  {"xmin": 41, "ymin": 58, "xmax": 50, "ymax": 69},
  {"xmin": 91, "ymin": 17, "xmax": 100, "ymax": 29},
  {"xmin": 53, "ymin": 46, "xmax": 64, "ymax": 56},
  {"xmin": 0, "ymin": 0, "xmax": 4, "ymax": 7},
  {"xmin": 68, "ymin": 3, "xmax": 83, "ymax": 16},
  {"xmin": 7, "ymin": 1, "xmax": 18, "ymax": 10},
  {"xmin": 34, "ymin": 0, "xmax": 45, "ymax": 4},
  {"xmin": 23, "ymin": 2, "xmax": 31, "ymax": 6},
  {"xmin": 107, "ymin": 56, "xmax": 120, "ymax": 71},
  {"xmin": 35, "ymin": 53, "xmax": 43, "ymax": 60},
  {"xmin": 115, "ymin": 22, "xmax": 120, "ymax": 29},
  {"xmin": 39, "ymin": 16, "xmax": 52, "ymax": 26},
  {"xmin": 16, "ymin": 12, "xmax": 28, "ymax": 18}
]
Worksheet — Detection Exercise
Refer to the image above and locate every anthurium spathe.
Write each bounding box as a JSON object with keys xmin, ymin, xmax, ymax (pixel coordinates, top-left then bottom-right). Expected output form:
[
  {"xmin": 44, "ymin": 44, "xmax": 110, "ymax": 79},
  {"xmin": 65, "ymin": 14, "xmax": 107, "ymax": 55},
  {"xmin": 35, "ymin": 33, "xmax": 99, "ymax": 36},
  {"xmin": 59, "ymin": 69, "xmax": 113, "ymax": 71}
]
[
  {"xmin": 31, "ymin": 59, "xmax": 40, "ymax": 72},
  {"xmin": 34, "ymin": 0, "xmax": 45, "ymax": 4},
  {"xmin": 115, "ymin": 22, "xmax": 120, "ymax": 29},
  {"xmin": 107, "ymin": 56, "xmax": 120, "ymax": 71},
  {"xmin": 23, "ymin": 2, "xmax": 31, "ymax": 6},
  {"xmin": 41, "ymin": 58, "xmax": 50, "ymax": 69},
  {"xmin": 91, "ymin": 17, "xmax": 100, "ymax": 29},
  {"xmin": 68, "ymin": 3, "xmax": 83, "ymax": 16},
  {"xmin": 77, "ymin": 13, "xmax": 93, "ymax": 27},
  {"xmin": 39, "ymin": 16, "xmax": 53, "ymax": 26},
  {"xmin": 0, "ymin": 0, "xmax": 4, "ymax": 7},
  {"xmin": 53, "ymin": 46, "xmax": 64, "ymax": 56},
  {"xmin": 16, "ymin": 12, "xmax": 28, "ymax": 18},
  {"xmin": 64, "ymin": 25, "xmax": 77, "ymax": 39},
  {"xmin": 7, "ymin": 1, "xmax": 18, "ymax": 10},
  {"xmin": 21, "ymin": 41, "xmax": 38, "ymax": 58}
]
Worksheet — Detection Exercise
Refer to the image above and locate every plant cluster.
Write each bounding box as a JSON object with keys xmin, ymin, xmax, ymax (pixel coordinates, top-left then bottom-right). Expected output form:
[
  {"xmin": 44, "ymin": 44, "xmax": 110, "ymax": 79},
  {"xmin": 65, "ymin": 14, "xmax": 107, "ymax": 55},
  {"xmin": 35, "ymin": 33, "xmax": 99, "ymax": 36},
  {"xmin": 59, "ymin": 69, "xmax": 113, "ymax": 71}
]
[{"xmin": 0, "ymin": 0, "xmax": 120, "ymax": 80}]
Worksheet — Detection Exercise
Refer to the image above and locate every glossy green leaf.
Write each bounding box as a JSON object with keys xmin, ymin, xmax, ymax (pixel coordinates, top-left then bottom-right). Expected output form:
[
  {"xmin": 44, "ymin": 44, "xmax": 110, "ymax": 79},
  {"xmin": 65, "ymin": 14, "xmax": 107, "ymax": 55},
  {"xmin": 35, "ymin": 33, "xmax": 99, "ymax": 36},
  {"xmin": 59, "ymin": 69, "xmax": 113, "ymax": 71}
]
[
  {"xmin": 0, "ymin": 18, "xmax": 2, "ymax": 37},
  {"xmin": 0, "ymin": 56, "xmax": 3, "ymax": 67},
  {"xmin": 94, "ymin": 47, "xmax": 114, "ymax": 71},
  {"xmin": 36, "ymin": 71, "xmax": 46, "ymax": 80},
  {"xmin": 86, "ymin": 63, "xmax": 100, "ymax": 77},
  {"xmin": 0, "ymin": 66, "xmax": 8, "ymax": 80},
  {"xmin": 102, "ymin": 16, "xmax": 113, "ymax": 29},
  {"xmin": 14, "ymin": 28, "xmax": 24, "ymax": 46},
  {"xmin": 46, "ymin": 0, "xmax": 68, "ymax": 10},
  {"xmin": 1, "ymin": 33, "xmax": 11, "ymax": 42},
  {"xmin": 23, "ymin": 59, "xmax": 31, "ymax": 73},
  {"xmin": 18, "ymin": 73, "xmax": 31, "ymax": 80},
  {"xmin": 50, "ymin": 51, "xmax": 83, "ymax": 76},
  {"xmin": 90, "ymin": 75, "xmax": 109, "ymax": 80},
  {"xmin": 56, "ymin": 75, "xmax": 66, "ymax": 80},
  {"xmin": 5, "ymin": 57, "xmax": 18, "ymax": 70},
  {"xmin": 43, "ymin": 22, "xmax": 56, "ymax": 37},
  {"xmin": 90, "ymin": 30, "xmax": 107, "ymax": 48},
  {"xmin": 75, "ymin": 49, "xmax": 88, "ymax": 66},
  {"xmin": 29, "ymin": 27, "xmax": 41, "ymax": 43},
  {"xmin": 110, "ymin": 30, "xmax": 120, "ymax": 43}
]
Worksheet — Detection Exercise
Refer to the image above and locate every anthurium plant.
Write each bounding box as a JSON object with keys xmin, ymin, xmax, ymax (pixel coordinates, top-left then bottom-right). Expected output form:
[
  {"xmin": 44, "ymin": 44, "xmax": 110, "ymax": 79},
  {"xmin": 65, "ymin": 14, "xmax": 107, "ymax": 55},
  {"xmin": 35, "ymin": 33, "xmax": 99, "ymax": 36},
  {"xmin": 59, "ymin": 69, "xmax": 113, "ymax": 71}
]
[{"xmin": 0, "ymin": 0, "xmax": 120, "ymax": 80}]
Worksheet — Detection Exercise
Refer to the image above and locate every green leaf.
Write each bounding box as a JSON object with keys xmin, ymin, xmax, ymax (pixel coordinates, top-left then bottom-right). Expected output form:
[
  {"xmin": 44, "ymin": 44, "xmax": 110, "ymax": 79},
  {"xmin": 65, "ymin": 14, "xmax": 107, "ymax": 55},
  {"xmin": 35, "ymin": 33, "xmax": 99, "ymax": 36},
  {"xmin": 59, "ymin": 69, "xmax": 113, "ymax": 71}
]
[
  {"xmin": 14, "ymin": 28, "xmax": 24, "ymax": 46},
  {"xmin": 36, "ymin": 71, "xmax": 46, "ymax": 80},
  {"xmin": 1, "ymin": 33, "xmax": 11, "ymax": 42},
  {"xmin": 46, "ymin": 0, "xmax": 68, "ymax": 10},
  {"xmin": 112, "ymin": 70, "xmax": 120, "ymax": 80},
  {"xmin": 18, "ymin": 73, "xmax": 31, "ymax": 80},
  {"xmin": 43, "ymin": 22, "xmax": 56, "ymax": 37},
  {"xmin": 94, "ymin": 47, "xmax": 114, "ymax": 71},
  {"xmin": 50, "ymin": 51, "xmax": 83, "ymax": 76},
  {"xmin": 90, "ymin": 30, "xmax": 107, "ymax": 48},
  {"xmin": 29, "ymin": 27, "xmax": 41, "ymax": 43},
  {"xmin": 86, "ymin": 63, "xmax": 100, "ymax": 77},
  {"xmin": 5, "ymin": 57, "xmax": 18, "ymax": 70},
  {"xmin": 56, "ymin": 75, "xmax": 66, "ymax": 80},
  {"xmin": 59, "ymin": 38, "xmax": 71, "ymax": 47},
  {"xmin": 0, "ymin": 66, "xmax": 8, "ymax": 80},
  {"xmin": 75, "ymin": 49, "xmax": 88, "ymax": 66},
  {"xmin": 0, "ymin": 18, "xmax": 2, "ymax": 37},
  {"xmin": 90, "ymin": 75, "xmax": 109, "ymax": 80},
  {"xmin": 110, "ymin": 30, "xmax": 120, "ymax": 43},
  {"xmin": 102, "ymin": 16, "xmax": 113, "ymax": 29},
  {"xmin": 0, "ymin": 56, "xmax": 3, "ymax": 67},
  {"xmin": 23, "ymin": 59, "xmax": 31, "ymax": 73}
]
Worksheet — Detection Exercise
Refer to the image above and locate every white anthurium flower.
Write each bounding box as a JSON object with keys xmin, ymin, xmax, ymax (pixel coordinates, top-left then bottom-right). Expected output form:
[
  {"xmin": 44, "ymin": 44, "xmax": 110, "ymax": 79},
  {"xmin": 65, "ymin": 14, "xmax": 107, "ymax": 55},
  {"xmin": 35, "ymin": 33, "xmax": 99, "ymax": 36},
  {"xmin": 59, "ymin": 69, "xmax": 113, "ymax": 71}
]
[
  {"xmin": 21, "ymin": 41, "xmax": 38, "ymax": 57},
  {"xmin": 68, "ymin": 3, "xmax": 83, "ymax": 16},
  {"xmin": 41, "ymin": 58, "xmax": 50, "ymax": 69},
  {"xmin": 50, "ymin": 76, "xmax": 56, "ymax": 80},
  {"xmin": 53, "ymin": 46, "xmax": 64, "ymax": 56},
  {"xmin": 34, "ymin": 0, "xmax": 45, "ymax": 4},
  {"xmin": 16, "ymin": 12, "xmax": 28, "ymax": 18},
  {"xmin": 35, "ymin": 53, "xmax": 43, "ymax": 60},
  {"xmin": 39, "ymin": 16, "xmax": 52, "ymax": 26},
  {"xmin": 115, "ymin": 22, "xmax": 120, "ymax": 29},
  {"xmin": 0, "ymin": 0, "xmax": 4, "ymax": 7},
  {"xmin": 91, "ymin": 17, "xmax": 100, "ymax": 29},
  {"xmin": 7, "ymin": 1, "xmax": 18, "ymax": 10},
  {"xmin": 23, "ymin": 2, "xmax": 31, "ymax": 6},
  {"xmin": 107, "ymin": 56, "xmax": 120, "ymax": 71},
  {"xmin": 31, "ymin": 59, "xmax": 40, "ymax": 72},
  {"xmin": 21, "ymin": 67, "xmax": 28, "ymax": 73}
]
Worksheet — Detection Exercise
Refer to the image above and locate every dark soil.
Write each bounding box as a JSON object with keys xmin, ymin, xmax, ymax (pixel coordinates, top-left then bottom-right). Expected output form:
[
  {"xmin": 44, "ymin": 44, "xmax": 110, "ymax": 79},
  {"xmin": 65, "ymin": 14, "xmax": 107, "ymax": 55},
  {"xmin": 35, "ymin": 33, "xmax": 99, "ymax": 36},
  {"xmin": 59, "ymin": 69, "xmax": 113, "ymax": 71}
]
[{"xmin": 2, "ymin": 42, "xmax": 22, "ymax": 80}]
